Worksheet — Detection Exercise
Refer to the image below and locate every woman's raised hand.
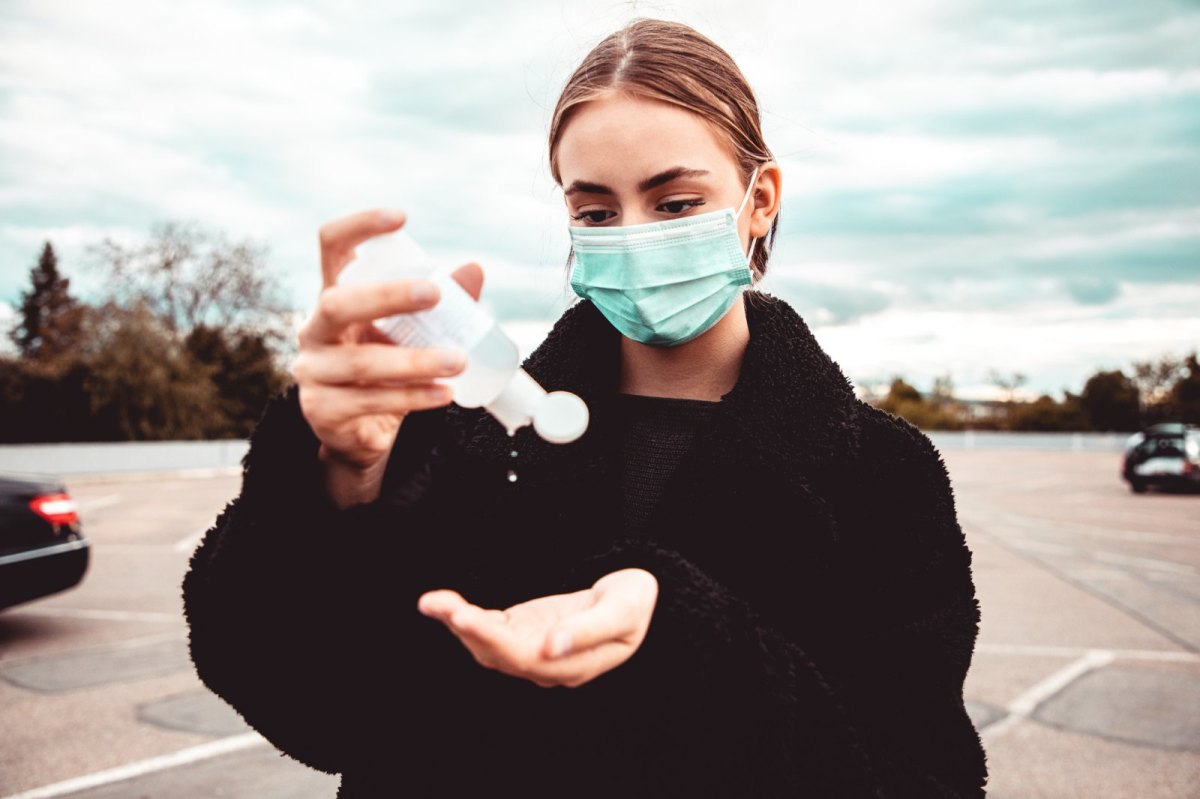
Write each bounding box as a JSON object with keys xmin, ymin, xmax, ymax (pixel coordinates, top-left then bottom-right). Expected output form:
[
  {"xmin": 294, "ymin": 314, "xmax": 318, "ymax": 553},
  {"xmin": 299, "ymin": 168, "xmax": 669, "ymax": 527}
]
[
  {"xmin": 417, "ymin": 568, "xmax": 660, "ymax": 689},
  {"xmin": 292, "ymin": 209, "xmax": 484, "ymax": 508}
]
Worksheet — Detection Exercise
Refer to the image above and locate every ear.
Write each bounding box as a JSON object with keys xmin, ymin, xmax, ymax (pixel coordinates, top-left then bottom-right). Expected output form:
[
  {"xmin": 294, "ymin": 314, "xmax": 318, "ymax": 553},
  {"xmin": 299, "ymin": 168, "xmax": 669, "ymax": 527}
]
[{"xmin": 748, "ymin": 161, "xmax": 782, "ymax": 240}]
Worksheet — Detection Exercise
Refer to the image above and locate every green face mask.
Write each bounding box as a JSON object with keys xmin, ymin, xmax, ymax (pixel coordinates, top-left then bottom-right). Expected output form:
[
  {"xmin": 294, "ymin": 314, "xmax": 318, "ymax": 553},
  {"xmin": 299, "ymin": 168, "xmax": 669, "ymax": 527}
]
[{"xmin": 568, "ymin": 167, "xmax": 760, "ymax": 347}]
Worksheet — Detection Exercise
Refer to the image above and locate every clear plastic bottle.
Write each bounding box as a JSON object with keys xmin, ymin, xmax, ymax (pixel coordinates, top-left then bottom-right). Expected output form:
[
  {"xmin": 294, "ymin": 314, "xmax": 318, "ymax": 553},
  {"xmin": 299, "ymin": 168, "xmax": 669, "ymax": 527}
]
[{"xmin": 336, "ymin": 230, "xmax": 588, "ymax": 444}]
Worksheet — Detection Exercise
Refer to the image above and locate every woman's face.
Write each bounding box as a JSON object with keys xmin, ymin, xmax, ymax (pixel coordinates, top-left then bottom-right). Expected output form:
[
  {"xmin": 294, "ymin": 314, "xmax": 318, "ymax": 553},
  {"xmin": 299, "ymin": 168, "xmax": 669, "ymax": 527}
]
[{"xmin": 555, "ymin": 92, "xmax": 766, "ymax": 250}]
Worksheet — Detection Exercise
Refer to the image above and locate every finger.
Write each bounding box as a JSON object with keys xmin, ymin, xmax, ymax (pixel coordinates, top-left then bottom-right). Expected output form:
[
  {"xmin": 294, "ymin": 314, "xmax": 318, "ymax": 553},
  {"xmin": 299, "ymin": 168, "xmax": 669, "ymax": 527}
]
[
  {"xmin": 300, "ymin": 382, "xmax": 455, "ymax": 425},
  {"xmin": 541, "ymin": 594, "xmax": 634, "ymax": 659},
  {"xmin": 291, "ymin": 343, "xmax": 466, "ymax": 386},
  {"xmin": 449, "ymin": 262, "xmax": 484, "ymax": 302},
  {"xmin": 299, "ymin": 281, "xmax": 442, "ymax": 346},
  {"xmin": 533, "ymin": 640, "xmax": 635, "ymax": 688},
  {"xmin": 417, "ymin": 590, "xmax": 470, "ymax": 622},
  {"xmin": 449, "ymin": 605, "xmax": 513, "ymax": 641},
  {"xmin": 449, "ymin": 613, "xmax": 531, "ymax": 674},
  {"xmin": 319, "ymin": 208, "xmax": 406, "ymax": 288}
]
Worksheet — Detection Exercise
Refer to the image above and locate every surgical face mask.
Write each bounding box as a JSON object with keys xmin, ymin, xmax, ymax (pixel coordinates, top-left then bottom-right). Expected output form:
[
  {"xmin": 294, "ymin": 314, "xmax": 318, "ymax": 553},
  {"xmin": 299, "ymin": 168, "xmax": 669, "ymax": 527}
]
[{"xmin": 567, "ymin": 167, "xmax": 760, "ymax": 347}]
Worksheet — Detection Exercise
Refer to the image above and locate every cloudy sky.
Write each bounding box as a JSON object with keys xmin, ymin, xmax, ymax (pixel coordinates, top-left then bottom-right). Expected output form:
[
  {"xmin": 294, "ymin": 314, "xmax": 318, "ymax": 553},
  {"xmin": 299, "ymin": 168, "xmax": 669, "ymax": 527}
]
[{"xmin": 1, "ymin": 0, "xmax": 1197, "ymax": 399}]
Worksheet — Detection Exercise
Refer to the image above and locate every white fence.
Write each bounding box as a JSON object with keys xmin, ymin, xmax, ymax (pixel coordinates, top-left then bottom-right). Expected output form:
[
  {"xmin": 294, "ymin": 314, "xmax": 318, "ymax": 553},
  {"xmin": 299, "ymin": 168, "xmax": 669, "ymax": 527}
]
[
  {"xmin": 0, "ymin": 440, "xmax": 250, "ymax": 479},
  {"xmin": 926, "ymin": 431, "xmax": 1130, "ymax": 453},
  {"xmin": 0, "ymin": 431, "xmax": 1132, "ymax": 480}
]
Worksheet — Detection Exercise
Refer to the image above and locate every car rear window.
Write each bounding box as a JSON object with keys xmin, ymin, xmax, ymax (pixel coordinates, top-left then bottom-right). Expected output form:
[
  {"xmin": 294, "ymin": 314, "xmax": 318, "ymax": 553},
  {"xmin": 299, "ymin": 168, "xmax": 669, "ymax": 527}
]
[{"xmin": 1136, "ymin": 435, "xmax": 1185, "ymax": 457}]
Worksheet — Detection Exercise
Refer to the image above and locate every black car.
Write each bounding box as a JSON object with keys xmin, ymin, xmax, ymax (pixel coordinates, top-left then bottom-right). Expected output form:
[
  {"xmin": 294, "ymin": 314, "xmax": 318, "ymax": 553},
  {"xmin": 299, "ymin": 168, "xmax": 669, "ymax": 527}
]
[
  {"xmin": 0, "ymin": 474, "xmax": 90, "ymax": 610},
  {"xmin": 1122, "ymin": 423, "xmax": 1200, "ymax": 494}
]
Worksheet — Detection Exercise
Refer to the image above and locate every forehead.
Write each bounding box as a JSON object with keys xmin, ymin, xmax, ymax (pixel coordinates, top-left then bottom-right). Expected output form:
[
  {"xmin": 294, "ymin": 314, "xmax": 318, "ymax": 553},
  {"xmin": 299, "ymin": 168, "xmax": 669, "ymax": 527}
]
[{"xmin": 555, "ymin": 92, "xmax": 740, "ymax": 187}]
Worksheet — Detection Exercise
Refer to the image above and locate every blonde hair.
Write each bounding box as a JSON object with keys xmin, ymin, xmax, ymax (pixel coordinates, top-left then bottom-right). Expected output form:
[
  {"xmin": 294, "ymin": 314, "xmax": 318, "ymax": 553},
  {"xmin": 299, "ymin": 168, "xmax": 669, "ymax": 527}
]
[{"xmin": 548, "ymin": 18, "xmax": 778, "ymax": 279}]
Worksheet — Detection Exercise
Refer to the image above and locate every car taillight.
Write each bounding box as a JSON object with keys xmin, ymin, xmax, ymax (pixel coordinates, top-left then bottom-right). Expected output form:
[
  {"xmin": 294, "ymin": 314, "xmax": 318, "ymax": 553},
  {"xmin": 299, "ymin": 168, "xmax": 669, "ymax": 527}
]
[{"xmin": 30, "ymin": 493, "xmax": 79, "ymax": 525}]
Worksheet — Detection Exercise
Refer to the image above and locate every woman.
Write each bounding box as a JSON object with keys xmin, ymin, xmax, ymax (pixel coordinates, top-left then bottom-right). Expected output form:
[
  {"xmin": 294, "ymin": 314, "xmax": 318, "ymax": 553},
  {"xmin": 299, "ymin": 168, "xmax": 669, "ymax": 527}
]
[{"xmin": 184, "ymin": 18, "xmax": 989, "ymax": 798}]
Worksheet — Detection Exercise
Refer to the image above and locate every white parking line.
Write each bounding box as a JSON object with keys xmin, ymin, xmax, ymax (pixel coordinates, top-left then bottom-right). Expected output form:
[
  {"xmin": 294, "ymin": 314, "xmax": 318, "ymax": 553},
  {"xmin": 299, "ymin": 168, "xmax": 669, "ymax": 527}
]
[
  {"xmin": 976, "ymin": 643, "xmax": 1199, "ymax": 662},
  {"xmin": 979, "ymin": 649, "xmax": 1115, "ymax": 741},
  {"xmin": 1001, "ymin": 535, "xmax": 1198, "ymax": 576},
  {"xmin": 0, "ymin": 732, "xmax": 267, "ymax": 799},
  {"xmin": 1091, "ymin": 550, "xmax": 1198, "ymax": 576},
  {"xmin": 173, "ymin": 526, "xmax": 211, "ymax": 554}
]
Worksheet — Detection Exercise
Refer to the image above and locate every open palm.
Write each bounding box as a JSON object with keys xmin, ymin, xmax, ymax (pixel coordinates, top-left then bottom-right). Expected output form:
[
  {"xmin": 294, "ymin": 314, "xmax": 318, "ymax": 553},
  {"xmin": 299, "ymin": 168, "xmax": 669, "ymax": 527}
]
[{"xmin": 418, "ymin": 568, "xmax": 659, "ymax": 689}]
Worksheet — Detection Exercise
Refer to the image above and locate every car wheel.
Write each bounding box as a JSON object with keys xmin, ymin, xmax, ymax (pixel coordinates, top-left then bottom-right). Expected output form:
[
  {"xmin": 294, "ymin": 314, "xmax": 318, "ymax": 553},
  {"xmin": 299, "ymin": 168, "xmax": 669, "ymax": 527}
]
[{"xmin": 1130, "ymin": 480, "xmax": 1147, "ymax": 494}]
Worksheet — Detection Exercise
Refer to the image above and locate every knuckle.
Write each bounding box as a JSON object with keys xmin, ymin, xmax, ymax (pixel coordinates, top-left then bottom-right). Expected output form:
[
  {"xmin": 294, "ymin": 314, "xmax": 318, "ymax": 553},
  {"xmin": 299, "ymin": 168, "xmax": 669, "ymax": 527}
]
[
  {"xmin": 345, "ymin": 348, "xmax": 373, "ymax": 380},
  {"xmin": 316, "ymin": 290, "xmax": 344, "ymax": 321},
  {"xmin": 298, "ymin": 384, "xmax": 325, "ymax": 421},
  {"xmin": 289, "ymin": 352, "xmax": 313, "ymax": 382},
  {"xmin": 317, "ymin": 223, "xmax": 337, "ymax": 251},
  {"xmin": 295, "ymin": 315, "xmax": 316, "ymax": 348},
  {"xmin": 349, "ymin": 426, "xmax": 380, "ymax": 452}
]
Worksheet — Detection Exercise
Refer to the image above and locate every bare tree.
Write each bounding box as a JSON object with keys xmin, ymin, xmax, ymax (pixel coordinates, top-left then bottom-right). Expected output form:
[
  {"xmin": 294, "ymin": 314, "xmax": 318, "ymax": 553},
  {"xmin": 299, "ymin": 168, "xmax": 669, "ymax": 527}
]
[
  {"xmin": 1132, "ymin": 355, "xmax": 1185, "ymax": 410},
  {"xmin": 988, "ymin": 370, "xmax": 1027, "ymax": 404},
  {"xmin": 86, "ymin": 221, "xmax": 291, "ymax": 342}
]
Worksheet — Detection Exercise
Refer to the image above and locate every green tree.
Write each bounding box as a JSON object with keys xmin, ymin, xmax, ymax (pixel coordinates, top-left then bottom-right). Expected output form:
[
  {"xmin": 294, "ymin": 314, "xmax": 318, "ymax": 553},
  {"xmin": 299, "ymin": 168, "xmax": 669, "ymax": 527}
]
[
  {"xmin": 881, "ymin": 378, "xmax": 922, "ymax": 408},
  {"xmin": 1008, "ymin": 394, "xmax": 1090, "ymax": 431},
  {"xmin": 1080, "ymin": 369, "xmax": 1140, "ymax": 431},
  {"xmin": 1, "ymin": 226, "xmax": 294, "ymax": 442},
  {"xmin": 875, "ymin": 377, "xmax": 962, "ymax": 430},
  {"xmin": 10, "ymin": 242, "xmax": 85, "ymax": 363},
  {"xmin": 80, "ymin": 302, "xmax": 219, "ymax": 440},
  {"xmin": 185, "ymin": 324, "xmax": 288, "ymax": 437}
]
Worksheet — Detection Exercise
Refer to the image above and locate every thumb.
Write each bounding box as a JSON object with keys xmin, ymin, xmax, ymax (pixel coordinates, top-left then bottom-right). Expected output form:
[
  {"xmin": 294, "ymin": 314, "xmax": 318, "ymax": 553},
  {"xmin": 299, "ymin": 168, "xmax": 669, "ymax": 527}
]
[
  {"xmin": 542, "ymin": 593, "xmax": 633, "ymax": 659},
  {"xmin": 450, "ymin": 262, "xmax": 484, "ymax": 302}
]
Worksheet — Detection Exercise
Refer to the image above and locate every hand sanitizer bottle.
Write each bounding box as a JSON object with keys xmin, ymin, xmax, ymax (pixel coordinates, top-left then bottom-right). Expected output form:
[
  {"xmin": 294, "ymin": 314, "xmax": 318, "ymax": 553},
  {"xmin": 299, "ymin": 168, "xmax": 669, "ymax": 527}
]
[{"xmin": 336, "ymin": 230, "xmax": 588, "ymax": 444}]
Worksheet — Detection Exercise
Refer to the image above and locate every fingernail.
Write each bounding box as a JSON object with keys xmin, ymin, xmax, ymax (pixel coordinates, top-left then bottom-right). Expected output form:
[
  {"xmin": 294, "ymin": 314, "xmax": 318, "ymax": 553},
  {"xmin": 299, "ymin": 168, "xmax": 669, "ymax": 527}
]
[
  {"xmin": 437, "ymin": 349, "xmax": 466, "ymax": 372},
  {"xmin": 410, "ymin": 281, "xmax": 438, "ymax": 303},
  {"xmin": 378, "ymin": 209, "xmax": 405, "ymax": 225},
  {"xmin": 549, "ymin": 630, "xmax": 572, "ymax": 658}
]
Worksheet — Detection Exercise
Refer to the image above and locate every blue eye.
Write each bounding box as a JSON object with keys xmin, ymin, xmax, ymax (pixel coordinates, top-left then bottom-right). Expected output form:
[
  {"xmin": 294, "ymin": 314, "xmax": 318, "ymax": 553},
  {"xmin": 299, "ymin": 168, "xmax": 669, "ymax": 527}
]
[{"xmin": 658, "ymin": 199, "xmax": 705, "ymax": 215}]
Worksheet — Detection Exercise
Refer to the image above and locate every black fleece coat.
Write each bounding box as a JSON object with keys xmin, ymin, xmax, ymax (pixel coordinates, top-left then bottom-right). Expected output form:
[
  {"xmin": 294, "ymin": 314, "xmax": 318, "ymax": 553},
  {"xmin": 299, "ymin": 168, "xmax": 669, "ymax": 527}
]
[{"xmin": 183, "ymin": 291, "xmax": 989, "ymax": 798}]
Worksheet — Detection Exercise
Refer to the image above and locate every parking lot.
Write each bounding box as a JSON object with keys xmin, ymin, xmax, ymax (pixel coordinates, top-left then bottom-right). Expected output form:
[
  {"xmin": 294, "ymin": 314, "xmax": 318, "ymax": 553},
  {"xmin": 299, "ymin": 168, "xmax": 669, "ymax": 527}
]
[{"xmin": 1, "ymin": 448, "xmax": 1197, "ymax": 798}]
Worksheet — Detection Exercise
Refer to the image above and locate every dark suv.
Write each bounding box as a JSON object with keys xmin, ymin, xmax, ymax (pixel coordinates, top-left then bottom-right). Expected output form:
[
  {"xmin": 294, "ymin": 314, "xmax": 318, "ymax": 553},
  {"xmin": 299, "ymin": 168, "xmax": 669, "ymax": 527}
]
[{"xmin": 1122, "ymin": 423, "xmax": 1200, "ymax": 494}]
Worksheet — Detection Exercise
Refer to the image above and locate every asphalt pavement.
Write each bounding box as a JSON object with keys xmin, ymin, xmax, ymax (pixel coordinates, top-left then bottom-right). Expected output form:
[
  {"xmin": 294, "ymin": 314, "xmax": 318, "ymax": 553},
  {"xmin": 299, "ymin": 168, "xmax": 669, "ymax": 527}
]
[{"xmin": 0, "ymin": 450, "xmax": 1197, "ymax": 798}]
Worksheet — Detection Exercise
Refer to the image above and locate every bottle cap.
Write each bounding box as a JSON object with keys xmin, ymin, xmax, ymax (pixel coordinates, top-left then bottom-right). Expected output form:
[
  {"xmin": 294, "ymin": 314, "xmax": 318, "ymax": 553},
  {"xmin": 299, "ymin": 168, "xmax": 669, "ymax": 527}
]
[
  {"xmin": 485, "ymin": 369, "xmax": 589, "ymax": 443},
  {"xmin": 534, "ymin": 391, "xmax": 589, "ymax": 444}
]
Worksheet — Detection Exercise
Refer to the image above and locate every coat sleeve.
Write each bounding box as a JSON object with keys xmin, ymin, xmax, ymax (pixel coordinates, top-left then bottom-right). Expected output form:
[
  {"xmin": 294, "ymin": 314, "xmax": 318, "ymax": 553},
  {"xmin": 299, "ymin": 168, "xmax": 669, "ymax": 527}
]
[
  {"xmin": 561, "ymin": 415, "xmax": 989, "ymax": 798},
  {"xmin": 181, "ymin": 385, "xmax": 467, "ymax": 774}
]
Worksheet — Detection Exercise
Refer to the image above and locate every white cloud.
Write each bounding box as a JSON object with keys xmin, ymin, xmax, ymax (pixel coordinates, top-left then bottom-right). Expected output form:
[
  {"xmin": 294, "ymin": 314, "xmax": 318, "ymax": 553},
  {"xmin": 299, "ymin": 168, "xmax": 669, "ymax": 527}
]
[
  {"xmin": 780, "ymin": 131, "xmax": 1059, "ymax": 195},
  {"xmin": 0, "ymin": 301, "xmax": 15, "ymax": 356},
  {"xmin": 1, "ymin": 0, "xmax": 1196, "ymax": 402},
  {"xmin": 814, "ymin": 281, "xmax": 1200, "ymax": 399}
]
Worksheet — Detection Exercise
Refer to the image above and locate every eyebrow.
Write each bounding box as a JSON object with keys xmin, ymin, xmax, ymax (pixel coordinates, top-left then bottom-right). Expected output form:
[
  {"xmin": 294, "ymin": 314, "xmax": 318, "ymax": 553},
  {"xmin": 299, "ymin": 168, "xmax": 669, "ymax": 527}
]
[{"xmin": 563, "ymin": 166, "xmax": 711, "ymax": 197}]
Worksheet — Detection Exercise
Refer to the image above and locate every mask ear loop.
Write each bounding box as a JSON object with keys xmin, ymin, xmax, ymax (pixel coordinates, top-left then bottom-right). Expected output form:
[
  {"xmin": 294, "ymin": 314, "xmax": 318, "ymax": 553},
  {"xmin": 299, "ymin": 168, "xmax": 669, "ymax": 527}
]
[{"xmin": 738, "ymin": 166, "xmax": 762, "ymax": 281}]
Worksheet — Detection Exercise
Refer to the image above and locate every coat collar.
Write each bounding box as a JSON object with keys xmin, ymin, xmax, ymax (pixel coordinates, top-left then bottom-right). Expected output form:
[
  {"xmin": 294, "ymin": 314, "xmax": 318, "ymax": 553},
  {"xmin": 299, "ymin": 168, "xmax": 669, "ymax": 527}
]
[{"xmin": 482, "ymin": 290, "xmax": 861, "ymax": 474}]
